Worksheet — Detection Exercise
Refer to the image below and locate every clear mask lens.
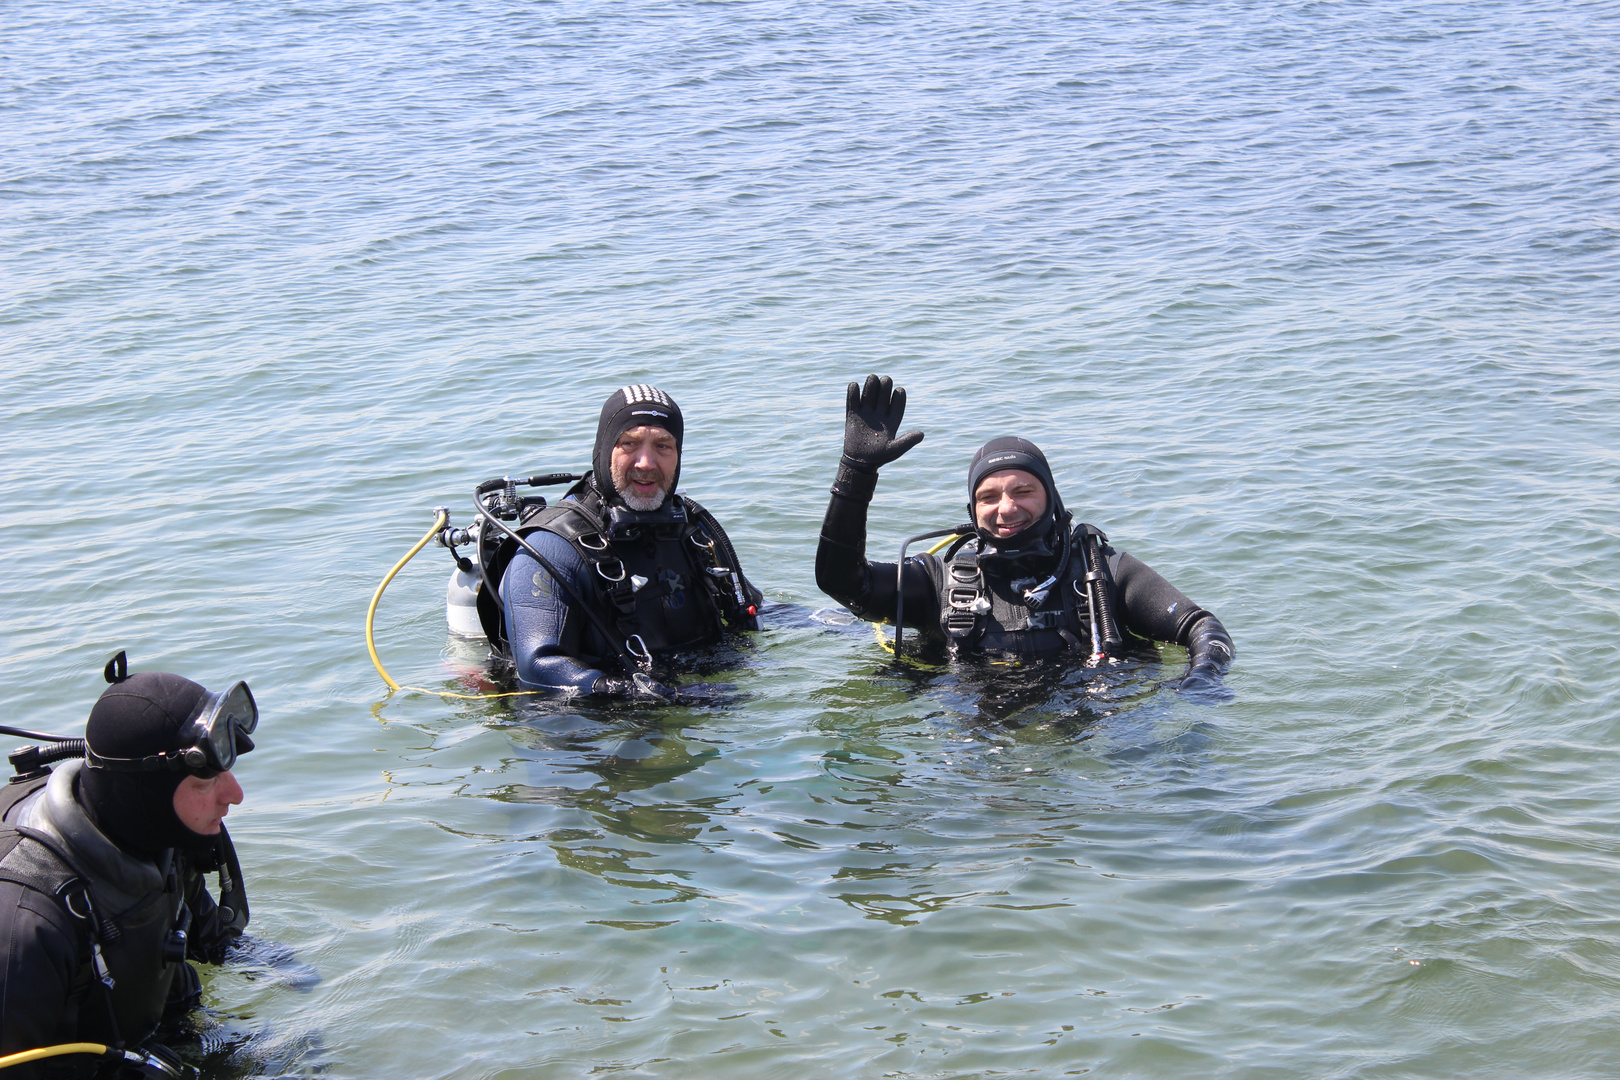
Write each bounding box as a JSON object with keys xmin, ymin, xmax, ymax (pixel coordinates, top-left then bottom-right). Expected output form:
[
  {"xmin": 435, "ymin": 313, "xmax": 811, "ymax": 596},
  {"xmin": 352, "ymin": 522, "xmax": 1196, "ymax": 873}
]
[{"xmin": 193, "ymin": 681, "xmax": 257, "ymax": 773}]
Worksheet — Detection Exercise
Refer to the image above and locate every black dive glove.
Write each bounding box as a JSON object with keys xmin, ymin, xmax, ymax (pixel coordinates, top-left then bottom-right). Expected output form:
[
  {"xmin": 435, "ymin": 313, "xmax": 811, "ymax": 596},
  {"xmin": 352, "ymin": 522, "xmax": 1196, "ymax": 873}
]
[
  {"xmin": 593, "ymin": 672, "xmax": 676, "ymax": 701},
  {"xmin": 832, "ymin": 374, "xmax": 925, "ymax": 501},
  {"xmin": 1178, "ymin": 615, "xmax": 1235, "ymax": 691}
]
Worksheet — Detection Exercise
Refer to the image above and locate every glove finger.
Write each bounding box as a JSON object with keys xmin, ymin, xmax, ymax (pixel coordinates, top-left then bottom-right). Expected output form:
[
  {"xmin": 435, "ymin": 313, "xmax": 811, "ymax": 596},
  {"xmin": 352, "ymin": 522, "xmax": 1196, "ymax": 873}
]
[
  {"xmin": 891, "ymin": 429, "xmax": 925, "ymax": 457},
  {"xmin": 860, "ymin": 372, "xmax": 884, "ymax": 411},
  {"xmin": 845, "ymin": 380, "xmax": 861, "ymax": 415}
]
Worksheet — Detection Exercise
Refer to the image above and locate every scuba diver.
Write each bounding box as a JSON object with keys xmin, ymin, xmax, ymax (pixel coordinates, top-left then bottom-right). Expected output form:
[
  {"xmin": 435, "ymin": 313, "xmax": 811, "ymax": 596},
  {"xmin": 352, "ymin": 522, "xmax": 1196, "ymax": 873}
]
[
  {"xmin": 815, "ymin": 375, "xmax": 1234, "ymax": 687},
  {"xmin": 0, "ymin": 653, "xmax": 255, "ymax": 1078},
  {"xmin": 473, "ymin": 384, "xmax": 762, "ymax": 701}
]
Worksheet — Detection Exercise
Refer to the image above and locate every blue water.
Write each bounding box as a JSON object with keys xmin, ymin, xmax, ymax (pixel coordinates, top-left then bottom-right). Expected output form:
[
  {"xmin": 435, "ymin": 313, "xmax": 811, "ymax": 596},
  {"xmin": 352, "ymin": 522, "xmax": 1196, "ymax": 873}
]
[{"xmin": 5, "ymin": 1, "xmax": 1620, "ymax": 1076}]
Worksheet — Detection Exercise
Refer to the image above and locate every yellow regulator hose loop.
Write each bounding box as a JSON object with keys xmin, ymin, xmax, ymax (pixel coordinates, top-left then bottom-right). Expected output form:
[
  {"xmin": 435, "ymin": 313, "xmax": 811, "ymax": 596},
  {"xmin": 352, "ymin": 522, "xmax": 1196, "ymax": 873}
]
[
  {"xmin": 0, "ymin": 1043, "xmax": 114, "ymax": 1069},
  {"xmin": 365, "ymin": 510, "xmax": 543, "ymax": 702},
  {"xmin": 366, "ymin": 510, "xmax": 448, "ymax": 693}
]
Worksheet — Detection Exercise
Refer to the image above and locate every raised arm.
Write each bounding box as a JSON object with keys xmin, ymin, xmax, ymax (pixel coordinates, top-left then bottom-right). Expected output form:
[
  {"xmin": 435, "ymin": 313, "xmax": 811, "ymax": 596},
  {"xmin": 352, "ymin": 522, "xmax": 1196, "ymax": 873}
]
[{"xmin": 815, "ymin": 375, "xmax": 934, "ymax": 625}]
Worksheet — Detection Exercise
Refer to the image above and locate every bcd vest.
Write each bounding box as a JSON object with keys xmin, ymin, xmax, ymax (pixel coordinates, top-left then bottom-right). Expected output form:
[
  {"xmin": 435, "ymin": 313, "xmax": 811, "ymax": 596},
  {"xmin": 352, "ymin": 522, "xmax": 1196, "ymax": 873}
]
[
  {"xmin": 477, "ymin": 486, "xmax": 756, "ymax": 669},
  {"xmin": 0, "ymin": 774, "xmax": 181, "ymax": 1050},
  {"xmin": 924, "ymin": 524, "xmax": 1119, "ymax": 659}
]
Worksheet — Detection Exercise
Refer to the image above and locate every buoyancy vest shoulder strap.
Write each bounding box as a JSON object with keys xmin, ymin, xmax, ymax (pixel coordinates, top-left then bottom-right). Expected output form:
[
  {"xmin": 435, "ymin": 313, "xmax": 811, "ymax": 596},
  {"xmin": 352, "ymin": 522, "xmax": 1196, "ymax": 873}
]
[
  {"xmin": 526, "ymin": 496, "xmax": 606, "ymax": 545},
  {"xmin": 679, "ymin": 496, "xmax": 761, "ymax": 629},
  {"xmin": 0, "ymin": 777, "xmax": 72, "ymax": 899},
  {"xmin": 0, "ymin": 772, "xmax": 48, "ymax": 816},
  {"xmin": 940, "ymin": 549, "xmax": 987, "ymax": 645},
  {"xmin": 0, "ymin": 791, "xmax": 117, "ymax": 1021}
]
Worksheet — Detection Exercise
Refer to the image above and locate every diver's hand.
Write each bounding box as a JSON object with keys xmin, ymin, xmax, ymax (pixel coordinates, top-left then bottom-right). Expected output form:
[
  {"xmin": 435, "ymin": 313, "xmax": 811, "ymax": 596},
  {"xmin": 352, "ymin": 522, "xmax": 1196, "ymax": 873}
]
[
  {"xmin": 841, "ymin": 374, "xmax": 925, "ymax": 473},
  {"xmin": 1176, "ymin": 615, "xmax": 1234, "ymax": 696},
  {"xmin": 592, "ymin": 672, "xmax": 675, "ymax": 701},
  {"xmin": 1184, "ymin": 615, "xmax": 1234, "ymax": 671}
]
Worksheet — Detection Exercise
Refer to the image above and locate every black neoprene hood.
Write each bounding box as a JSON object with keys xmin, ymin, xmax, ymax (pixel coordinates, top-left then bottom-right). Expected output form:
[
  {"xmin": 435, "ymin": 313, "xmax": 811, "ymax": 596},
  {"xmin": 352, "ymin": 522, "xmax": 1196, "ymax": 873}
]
[
  {"xmin": 967, "ymin": 436, "xmax": 1065, "ymax": 556},
  {"xmin": 81, "ymin": 671, "xmax": 214, "ymax": 856},
  {"xmin": 590, "ymin": 384, "xmax": 684, "ymax": 504}
]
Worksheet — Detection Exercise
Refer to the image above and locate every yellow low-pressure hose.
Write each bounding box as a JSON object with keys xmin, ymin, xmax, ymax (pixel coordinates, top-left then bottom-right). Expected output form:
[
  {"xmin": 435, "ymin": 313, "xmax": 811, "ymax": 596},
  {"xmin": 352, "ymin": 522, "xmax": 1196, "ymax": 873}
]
[
  {"xmin": 0, "ymin": 1043, "xmax": 113, "ymax": 1069},
  {"xmin": 365, "ymin": 510, "xmax": 539, "ymax": 701},
  {"xmin": 367, "ymin": 510, "xmax": 448, "ymax": 693}
]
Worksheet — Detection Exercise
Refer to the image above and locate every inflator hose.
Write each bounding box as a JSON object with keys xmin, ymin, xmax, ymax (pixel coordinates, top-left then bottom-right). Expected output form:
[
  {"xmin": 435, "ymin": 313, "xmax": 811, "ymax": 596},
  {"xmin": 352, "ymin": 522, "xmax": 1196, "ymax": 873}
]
[{"xmin": 1083, "ymin": 532, "xmax": 1124, "ymax": 661}]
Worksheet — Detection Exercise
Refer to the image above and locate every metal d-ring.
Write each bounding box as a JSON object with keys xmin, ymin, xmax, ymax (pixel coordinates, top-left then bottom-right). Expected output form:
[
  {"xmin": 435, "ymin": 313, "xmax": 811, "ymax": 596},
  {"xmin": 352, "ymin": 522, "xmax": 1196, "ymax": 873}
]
[
  {"xmin": 594, "ymin": 558, "xmax": 626, "ymax": 582},
  {"xmin": 578, "ymin": 532, "xmax": 610, "ymax": 551}
]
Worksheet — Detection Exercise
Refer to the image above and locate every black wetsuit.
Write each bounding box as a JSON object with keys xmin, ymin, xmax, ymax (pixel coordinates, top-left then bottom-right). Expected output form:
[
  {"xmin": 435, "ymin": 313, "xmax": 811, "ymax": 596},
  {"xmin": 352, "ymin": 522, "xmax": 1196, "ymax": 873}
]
[
  {"xmin": 490, "ymin": 481, "xmax": 760, "ymax": 692},
  {"xmin": 817, "ymin": 483, "xmax": 1219, "ymax": 660},
  {"xmin": 0, "ymin": 763, "xmax": 239, "ymax": 1075}
]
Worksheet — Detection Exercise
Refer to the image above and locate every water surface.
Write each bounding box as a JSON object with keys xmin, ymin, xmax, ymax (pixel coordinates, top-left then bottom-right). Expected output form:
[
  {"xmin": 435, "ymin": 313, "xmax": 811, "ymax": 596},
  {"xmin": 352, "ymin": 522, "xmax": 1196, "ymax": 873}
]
[{"xmin": 4, "ymin": 1, "xmax": 1620, "ymax": 1076}]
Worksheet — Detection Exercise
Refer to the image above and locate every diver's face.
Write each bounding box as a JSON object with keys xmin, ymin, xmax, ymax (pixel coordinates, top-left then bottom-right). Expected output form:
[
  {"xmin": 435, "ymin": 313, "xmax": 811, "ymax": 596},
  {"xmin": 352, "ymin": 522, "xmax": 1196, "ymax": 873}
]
[
  {"xmin": 172, "ymin": 770, "xmax": 243, "ymax": 836},
  {"xmin": 974, "ymin": 469, "xmax": 1048, "ymax": 538},
  {"xmin": 611, "ymin": 425, "xmax": 679, "ymax": 511}
]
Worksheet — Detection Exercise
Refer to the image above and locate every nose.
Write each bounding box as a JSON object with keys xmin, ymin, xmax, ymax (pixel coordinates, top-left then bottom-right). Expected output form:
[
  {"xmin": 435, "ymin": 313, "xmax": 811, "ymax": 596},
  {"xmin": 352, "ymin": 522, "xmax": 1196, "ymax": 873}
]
[{"xmin": 218, "ymin": 770, "xmax": 244, "ymax": 807}]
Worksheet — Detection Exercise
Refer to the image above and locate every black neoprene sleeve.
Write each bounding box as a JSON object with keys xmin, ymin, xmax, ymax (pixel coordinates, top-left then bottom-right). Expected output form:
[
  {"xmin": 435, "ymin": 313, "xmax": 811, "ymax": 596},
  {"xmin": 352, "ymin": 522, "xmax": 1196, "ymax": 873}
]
[
  {"xmin": 815, "ymin": 489, "xmax": 936, "ymax": 629},
  {"xmin": 1109, "ymin": 550, "xmax": 1211, "ymax": 645}
]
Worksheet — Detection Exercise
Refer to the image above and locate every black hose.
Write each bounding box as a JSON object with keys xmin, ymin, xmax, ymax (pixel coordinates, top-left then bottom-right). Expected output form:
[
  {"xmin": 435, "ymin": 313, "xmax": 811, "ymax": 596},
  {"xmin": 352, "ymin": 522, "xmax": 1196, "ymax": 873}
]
[
  {"xmin": 0, "ymin": 725, "xmax": 80, "ymax": 743},
  {"xmin": 892, "ymin": 526, "xmax": 969, "ymax": 657},
  {"xmin": 473, "ymin": 493, "xmax": 647, "ymax": 674},
  {"xmin": 1085, "ymin": 533, "xmax": 1124, "ymax": 656},
  {"xmin": 476, "ymin": 472, "xmax": 583, "ymax": 496}
]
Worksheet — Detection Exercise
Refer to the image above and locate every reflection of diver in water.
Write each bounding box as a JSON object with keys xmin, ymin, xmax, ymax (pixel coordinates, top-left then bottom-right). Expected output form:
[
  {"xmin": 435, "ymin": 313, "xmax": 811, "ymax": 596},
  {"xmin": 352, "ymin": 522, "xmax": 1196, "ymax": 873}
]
[{"xmin": 816, "ymin": 375, "xmax": 1235, "ymax": 691}]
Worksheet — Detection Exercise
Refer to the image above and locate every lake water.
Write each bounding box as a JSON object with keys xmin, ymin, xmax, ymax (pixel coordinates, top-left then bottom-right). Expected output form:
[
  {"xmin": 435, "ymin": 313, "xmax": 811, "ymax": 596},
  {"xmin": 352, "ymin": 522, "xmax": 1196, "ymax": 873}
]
[{"xmin": 4, "ymin": 1, "xmax": 1620, "ymax": 1076}]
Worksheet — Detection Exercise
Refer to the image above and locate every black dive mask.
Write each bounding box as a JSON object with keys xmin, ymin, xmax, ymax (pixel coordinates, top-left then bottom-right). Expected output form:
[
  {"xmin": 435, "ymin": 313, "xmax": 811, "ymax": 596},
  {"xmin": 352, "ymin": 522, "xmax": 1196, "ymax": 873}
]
[{"xmin": 87, "ymin": 681, "xmax": 258, "ymax": 779}]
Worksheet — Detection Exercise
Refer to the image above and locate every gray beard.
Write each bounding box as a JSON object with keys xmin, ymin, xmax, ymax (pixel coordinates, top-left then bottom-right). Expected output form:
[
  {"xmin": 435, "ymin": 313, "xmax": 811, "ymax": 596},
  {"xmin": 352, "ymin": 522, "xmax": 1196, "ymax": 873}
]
[
  {"xmin": 619, "ymin": 488, "xmax": 668, "ymax": 512},
  {"xmin": 613, "ymin": 467, "xmax": 670, "ymax": 511}
]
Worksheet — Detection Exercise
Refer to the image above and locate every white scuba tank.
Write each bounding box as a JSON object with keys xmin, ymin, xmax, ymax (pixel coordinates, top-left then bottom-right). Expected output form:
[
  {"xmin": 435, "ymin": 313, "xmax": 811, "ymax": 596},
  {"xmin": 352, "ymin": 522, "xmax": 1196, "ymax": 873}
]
[{"xmin": 446, "ymin": 563, "xmax": 486, "ymax": 639}]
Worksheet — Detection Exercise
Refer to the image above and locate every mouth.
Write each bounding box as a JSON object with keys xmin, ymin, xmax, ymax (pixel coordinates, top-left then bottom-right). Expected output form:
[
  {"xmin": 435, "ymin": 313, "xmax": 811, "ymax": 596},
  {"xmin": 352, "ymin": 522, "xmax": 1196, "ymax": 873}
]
[{"xmin": 626, "ymin": 473, "xmax": 664, "ymax": 493}]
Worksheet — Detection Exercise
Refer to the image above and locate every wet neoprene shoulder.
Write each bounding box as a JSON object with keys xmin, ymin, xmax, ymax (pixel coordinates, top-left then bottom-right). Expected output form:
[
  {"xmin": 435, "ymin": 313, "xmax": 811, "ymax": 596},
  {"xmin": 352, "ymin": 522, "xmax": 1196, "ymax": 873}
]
[{"xmin": 490, "ymin": 483, "xmax": 760, "ymax": 689}]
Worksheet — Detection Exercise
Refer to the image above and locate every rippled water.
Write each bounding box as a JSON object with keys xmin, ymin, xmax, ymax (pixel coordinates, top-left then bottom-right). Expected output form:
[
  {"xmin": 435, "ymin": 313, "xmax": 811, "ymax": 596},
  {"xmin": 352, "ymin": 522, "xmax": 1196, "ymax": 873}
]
[{"xmin": 5, "ymin": 1, "xmax": 1620, "ymax": 1076}]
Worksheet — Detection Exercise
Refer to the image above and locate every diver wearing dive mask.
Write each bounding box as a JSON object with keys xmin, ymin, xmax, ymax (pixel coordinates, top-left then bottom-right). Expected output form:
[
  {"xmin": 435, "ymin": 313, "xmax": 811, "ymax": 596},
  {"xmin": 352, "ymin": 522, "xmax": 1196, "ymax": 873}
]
[
  {"xmin": 0, "ymin": 653, "xmax": 255, "ymax": 1075},
  {"xmin": 816, "ymin": 374, "xmax": 1234, "ymax": 683}
]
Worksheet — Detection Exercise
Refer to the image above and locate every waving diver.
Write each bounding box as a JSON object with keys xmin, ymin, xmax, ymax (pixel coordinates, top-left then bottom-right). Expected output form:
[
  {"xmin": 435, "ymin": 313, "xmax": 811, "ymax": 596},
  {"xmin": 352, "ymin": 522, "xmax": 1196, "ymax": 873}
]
[{"xmin": 815, "ymin": 375, "xmax": 1234, "ymax": 686}]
